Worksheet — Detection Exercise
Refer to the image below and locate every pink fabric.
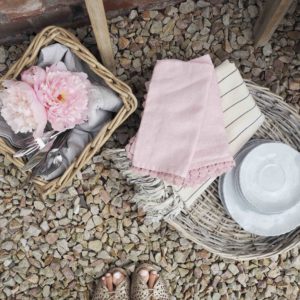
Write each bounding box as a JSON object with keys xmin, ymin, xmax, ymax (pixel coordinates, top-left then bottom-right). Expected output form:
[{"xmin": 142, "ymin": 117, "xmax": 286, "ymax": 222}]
[{"xmin": 126, "ymin": 55, "xmax": 235, "ymax": 186}]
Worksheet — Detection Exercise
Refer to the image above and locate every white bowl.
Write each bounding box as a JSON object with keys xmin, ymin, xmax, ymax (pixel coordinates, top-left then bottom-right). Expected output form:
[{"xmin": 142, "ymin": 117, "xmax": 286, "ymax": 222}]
[
  {"xmin": 219, "ymin": 140, "xmax": 300, "ymax": 236},
  {"xmin": 239, "ymin": 142, "xmax": 300, "ymax": 214}
]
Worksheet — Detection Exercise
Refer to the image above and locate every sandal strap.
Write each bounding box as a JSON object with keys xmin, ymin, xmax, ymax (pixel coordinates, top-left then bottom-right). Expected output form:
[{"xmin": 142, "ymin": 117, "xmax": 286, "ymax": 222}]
[
  {"xmin": 147, "ymin": 289, "xmax": 154, "ymax": 300},
  {"xmin": 131, "ymin": 264, "xmax": 170, "ymax": 300},
  {"xmin": 93, "ymin": 278, "xmax": 130, "ymax": 300},
  {"xmin": 151, "ymin": 278, "xmax": 170, "ymax": 300},
  {"xmin": 107, "ymin": 291, "xmax": 117, "ymax": 300}
]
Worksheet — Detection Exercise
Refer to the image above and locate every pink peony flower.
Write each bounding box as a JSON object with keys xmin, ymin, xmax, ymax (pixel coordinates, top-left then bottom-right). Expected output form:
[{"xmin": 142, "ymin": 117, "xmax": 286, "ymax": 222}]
[
  {"xmin": 35, "ymin": 62, "xmax": 90, "ymax": 131},
  {"xmin": 0, "ymin": 80, "xmax": 47, "ymax": 137},
  {"xmin": 21, "ymin": 66, "xmax": 46, "ymax": 90}
]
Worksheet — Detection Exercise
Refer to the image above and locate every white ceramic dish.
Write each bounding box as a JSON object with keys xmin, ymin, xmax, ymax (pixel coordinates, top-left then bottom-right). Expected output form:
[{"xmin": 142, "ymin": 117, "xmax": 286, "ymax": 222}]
[
  {"xmin": 219, "ymin": 140, "xmax": 300, "ymax": 236},
  {"xmin": 239, "ymin": 143, "xmax": 300, "ymax": 214},
  {"xmin": 219, "ymin": 139, "xmax": 269, "ymax": 215},
  {"xmin": 219, "ymin": 140, "xmax": 263, "ymax": 213}
]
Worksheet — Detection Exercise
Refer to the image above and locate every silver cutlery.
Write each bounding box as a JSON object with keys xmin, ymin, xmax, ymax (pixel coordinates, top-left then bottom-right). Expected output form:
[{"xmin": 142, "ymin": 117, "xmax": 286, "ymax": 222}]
[
  {"xmin": 22, "ymin": 130, "xmax": 70, "ymax": 172},
  {"xmin": 14, "ymin": 130, "xmax": 63, "ymax": 158},
  {"xmin": 35, "ymin": 132, "xmax": 69, "ymax": 178},
  {"xmin": 21, "ymin": 138, "xmax": 58, "ymax": 171},
  {"xmin": 22, "ymin": 151, "xmax": 48, "ymax": 172},
  {"xmin": 37, "ymin": 149, "xmax": 64, "ymax": 177},
  {"xmin": 0, "ymin": 118, "xmax": 33, "ymax": 149}
]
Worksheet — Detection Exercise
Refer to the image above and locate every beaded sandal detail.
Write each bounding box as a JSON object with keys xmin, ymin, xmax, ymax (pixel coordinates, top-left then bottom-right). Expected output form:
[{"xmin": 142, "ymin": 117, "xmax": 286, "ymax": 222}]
[
  {"xmin": 92, "ymin": 268, "xmax": 130, "ymax": 300},
  {"xmin": 131, "ymin": 264, "xmax": 170, "ymax": 300}
]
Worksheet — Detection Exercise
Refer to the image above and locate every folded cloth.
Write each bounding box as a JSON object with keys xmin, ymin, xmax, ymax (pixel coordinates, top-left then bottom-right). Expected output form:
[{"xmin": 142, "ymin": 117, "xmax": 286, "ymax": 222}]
[
  {"xmin": 38, "ymin": 43, "xmax": 102, "ymax": 83},
  {"xmin": 126, "ymin": 55, "xmax": 235, "ymax": 186},
  {"xmin": 176, "ymin": 59, "xmax": 265, "ymax": 207},
  {"xmin": 104, "ymin": 59, "xmax": 265, "ymax": 221},
  {"xmin": 35, "ymin": 43, "xmax": 123, "ymax": 180}
]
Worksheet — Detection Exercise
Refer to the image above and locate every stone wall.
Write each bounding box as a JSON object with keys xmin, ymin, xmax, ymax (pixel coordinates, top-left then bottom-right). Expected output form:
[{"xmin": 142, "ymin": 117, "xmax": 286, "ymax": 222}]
[{"xmin": 0, "ymin": 0, "xmax": 183, "ymax": 44}]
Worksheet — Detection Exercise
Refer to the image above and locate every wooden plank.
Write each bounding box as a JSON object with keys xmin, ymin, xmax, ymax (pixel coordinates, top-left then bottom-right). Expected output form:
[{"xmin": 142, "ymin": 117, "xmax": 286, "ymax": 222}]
[
  {"xmin": 254, "ymin": 0, "xmax": 294, "ymax": 47},
  {"xmin": 85, "ymin": 0, "xmax": 116, "ymax": 73}
]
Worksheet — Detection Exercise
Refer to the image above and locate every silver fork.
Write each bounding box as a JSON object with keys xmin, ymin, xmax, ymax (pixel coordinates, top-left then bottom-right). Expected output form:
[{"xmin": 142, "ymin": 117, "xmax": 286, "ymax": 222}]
[
  {"xmin": 22, "ymin": 130, "xmax": 70, "ymax": 172},
  {"xmin": 20, "ymin": 131, "xmax": 70, "ymax": 193},
  {"xmin": 14, "ymin": 130, "xmax": 61, "ymax": 158}
]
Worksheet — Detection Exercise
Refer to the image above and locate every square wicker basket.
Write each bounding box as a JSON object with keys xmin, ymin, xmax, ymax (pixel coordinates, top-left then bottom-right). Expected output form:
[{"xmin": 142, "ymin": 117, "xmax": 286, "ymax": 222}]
[{"xmin": 0, "ymin": 26, "xmax": 137, "ymax": 196}]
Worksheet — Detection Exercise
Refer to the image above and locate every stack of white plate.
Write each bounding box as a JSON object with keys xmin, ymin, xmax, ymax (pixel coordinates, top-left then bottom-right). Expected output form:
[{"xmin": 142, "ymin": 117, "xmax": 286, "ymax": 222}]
[{"xmin": 219, "ymin": 139, "xmax": 300, "ymax": 236}]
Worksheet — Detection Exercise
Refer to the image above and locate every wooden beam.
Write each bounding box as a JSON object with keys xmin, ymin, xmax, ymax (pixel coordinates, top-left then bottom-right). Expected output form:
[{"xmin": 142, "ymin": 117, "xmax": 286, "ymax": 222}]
[
  {"xmin": 85, "ymin": 0, "xmax": 116, "ymax": 73},
  {"xmin": 254, "ymin": 0, "xmax": 294, "ymax": 47}
]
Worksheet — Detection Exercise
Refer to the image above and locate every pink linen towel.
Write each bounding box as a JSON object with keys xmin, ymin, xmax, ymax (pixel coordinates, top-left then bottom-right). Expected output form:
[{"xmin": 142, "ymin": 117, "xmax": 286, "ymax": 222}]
[{"xmin": 126, "ymin": 55, "xmax": 235, "ymax": 186}]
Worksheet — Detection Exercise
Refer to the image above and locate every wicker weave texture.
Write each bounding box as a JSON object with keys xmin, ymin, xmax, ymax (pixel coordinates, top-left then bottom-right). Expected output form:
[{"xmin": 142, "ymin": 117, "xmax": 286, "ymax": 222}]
[
  {"xmin": 167, "ymin": 83, "xmax": 300, "ymax": 260},
  {"xmin": 0, "ymin": 26, "xmax": 137, "ymax": 196}
]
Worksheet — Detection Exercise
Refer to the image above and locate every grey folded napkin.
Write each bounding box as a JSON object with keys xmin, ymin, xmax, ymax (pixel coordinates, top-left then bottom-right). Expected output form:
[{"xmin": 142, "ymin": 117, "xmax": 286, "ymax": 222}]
[{"xmin": 35, "ymin": 43, "xmax": 122, "ymax": 180}]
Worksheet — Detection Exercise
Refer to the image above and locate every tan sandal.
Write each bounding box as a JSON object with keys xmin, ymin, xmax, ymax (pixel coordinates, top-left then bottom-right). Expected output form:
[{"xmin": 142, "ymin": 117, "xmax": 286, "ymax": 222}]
[
  {"xmin": 131, "ymin": 263, "xmax": 170, "ymax": 300},
  {"xmin": 92, "ymin": 268, "xmax": 130, "ymax": 300}
]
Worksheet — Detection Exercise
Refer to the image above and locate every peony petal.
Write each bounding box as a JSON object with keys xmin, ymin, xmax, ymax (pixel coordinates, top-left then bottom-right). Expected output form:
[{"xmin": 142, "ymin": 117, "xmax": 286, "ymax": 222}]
[
  {"xmin": 0, "ymin": 81, "xmax": 47, "ymax": 136},
  {"xmin": 35, "ymin": 63, "xmax": 90, "ymax": 131},
  {"xmin": 21, "ymin": 66, "xmax": 46, "ymax": 89},
  {"xmin": 2, "ymin": 80, "xmax": 17, "ymax": 89}
]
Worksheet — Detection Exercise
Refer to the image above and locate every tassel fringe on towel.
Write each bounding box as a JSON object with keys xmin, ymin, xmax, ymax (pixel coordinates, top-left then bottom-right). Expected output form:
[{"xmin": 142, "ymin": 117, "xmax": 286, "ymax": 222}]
[{"xmin": 103, "ymin": 149, "xmax": 184, "ymax": 222}]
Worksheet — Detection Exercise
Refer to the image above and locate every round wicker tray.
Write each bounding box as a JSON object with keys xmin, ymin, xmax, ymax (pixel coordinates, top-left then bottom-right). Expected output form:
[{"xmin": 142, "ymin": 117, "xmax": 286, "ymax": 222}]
[{"xmin": 167, "ymin": 82, "xmax": 300, "ymax": 260}]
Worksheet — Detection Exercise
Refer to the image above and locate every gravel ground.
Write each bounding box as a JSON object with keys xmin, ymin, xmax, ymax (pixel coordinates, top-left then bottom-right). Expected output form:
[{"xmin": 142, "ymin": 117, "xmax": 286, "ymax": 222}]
[{"xmin": 0, "ymin": 0, "xmax": 300, "ymax": 299}]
